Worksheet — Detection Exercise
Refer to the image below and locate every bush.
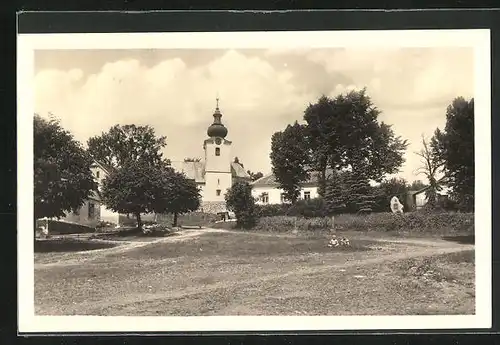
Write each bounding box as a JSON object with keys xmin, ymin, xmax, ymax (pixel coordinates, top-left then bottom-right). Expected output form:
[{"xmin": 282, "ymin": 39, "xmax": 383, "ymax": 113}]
[
  {"xmin": 287, "ymin": 198, "xmax": 328, "ymax": 218},
  {"xmin": 255, "ymin": 198, "xmax": 328, "ymax": 218},
  {"xmin": 250, "ymin": 211, "xmax": 474, "ymax": 234},
  {"xmin": 225, "ymin": 181, "xmax": 258, "ymax": 229},
  {"xmin": 253, "ymin": 216, "xmax": 333, "ymax": 232}
]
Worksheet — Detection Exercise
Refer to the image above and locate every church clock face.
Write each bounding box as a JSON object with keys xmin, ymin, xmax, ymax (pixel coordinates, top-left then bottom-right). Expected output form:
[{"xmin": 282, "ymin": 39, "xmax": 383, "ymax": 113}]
[{"xmin": 215, "ymin": 138, "xmax": 222, "ymax": 145}]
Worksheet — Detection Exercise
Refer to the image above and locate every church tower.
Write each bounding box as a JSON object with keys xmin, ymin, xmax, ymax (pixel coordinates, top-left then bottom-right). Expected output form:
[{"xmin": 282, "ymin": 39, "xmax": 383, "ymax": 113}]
[{"xmin": 203, "ymin": 98, "xmax": 232, "ymax": 209}]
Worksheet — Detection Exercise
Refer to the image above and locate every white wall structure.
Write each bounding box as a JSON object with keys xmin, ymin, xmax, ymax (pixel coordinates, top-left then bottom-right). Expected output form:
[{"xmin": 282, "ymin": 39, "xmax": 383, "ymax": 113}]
[{"xmin": 251, "ymin": 173, "xmax": 321, "ymax": 204}]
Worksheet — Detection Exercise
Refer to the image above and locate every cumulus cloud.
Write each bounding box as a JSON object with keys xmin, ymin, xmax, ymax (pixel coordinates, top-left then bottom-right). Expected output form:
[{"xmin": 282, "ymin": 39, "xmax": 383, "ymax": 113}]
[{"xmin": 34, "ymin": 47, "xmax": 474, "ymax": 182}]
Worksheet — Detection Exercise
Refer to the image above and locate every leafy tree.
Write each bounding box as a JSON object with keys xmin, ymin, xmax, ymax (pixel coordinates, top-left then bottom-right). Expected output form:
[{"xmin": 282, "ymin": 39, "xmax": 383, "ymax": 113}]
[
  {"xmin": 303, "ymin": 90, "xmax": 408, "ymax": 193},
  {"xmin": 415, "ymin": 135, "xmax": 444, "ymax": 208},
  {"xmin": 342, "ymin": 170, "xmax": 376, "ymax": 214},
  {"xmin": 270, "ymin": 121, "xmax": 310, "ymax": 203},
  {"xmin": 87, "ymin": 124, "xmax": 168, "ymax": 169},
  {"xmin": 158, "ymin": 170, "xmax": 201, "ymax": 227},
  {"xmin": 431, "ymin": 97, "xmax": 474, "ymax": 211},
  {"xmin": 324, "ymin": 172, "xmax": 346, "ymax": 215},
  {"xmin": 225, "ymin": 181, "xmax": 258, "ymax": 229},
  {"xmin": 34, "ymin": 114, "xmax": 98, "ymax": 222},
  {"xmin": 247, "ymin": 170, "xmax": 264, "ymax": 181},
  {"xmin": 101, "ymin": 160, "xmax": 199, "ymax": 230}
]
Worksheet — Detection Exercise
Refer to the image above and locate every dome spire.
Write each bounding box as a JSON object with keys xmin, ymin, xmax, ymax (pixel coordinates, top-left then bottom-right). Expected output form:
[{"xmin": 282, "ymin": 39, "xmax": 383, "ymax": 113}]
[{"xmin": 207, "ymin": 95, "xmax": 228, "ymax": 138}]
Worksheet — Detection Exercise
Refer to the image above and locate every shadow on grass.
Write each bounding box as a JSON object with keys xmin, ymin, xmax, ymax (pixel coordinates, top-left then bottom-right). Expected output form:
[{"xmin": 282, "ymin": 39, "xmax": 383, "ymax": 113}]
[
  {"xmin": 34, "ymin": 239, "xmax": 117, "ymax": 253},
  {"xmin": 441, "ymin": 235, "xmax": 475, "ymax": 245}
]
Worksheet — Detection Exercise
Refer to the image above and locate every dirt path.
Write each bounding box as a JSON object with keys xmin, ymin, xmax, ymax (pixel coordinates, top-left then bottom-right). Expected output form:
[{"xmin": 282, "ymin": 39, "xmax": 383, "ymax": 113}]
[
  {"xmin": 52, "ymin": 230, "xmax": 474, "ymax": 315},
  {"xmin": 35, "ymin": 228, "xmax": 227, "ymax": 268}
]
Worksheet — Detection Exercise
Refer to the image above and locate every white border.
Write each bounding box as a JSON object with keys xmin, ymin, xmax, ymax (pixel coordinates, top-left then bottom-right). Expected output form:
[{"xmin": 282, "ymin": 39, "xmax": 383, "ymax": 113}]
[{"xmin": 18, "ymin": 29, "xmax": 492, "ymax": 333}]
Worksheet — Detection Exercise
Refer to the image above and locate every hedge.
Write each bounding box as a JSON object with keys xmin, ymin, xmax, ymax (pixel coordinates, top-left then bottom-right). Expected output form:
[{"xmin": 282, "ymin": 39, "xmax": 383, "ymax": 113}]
[{"xmin": 250, "ymin": 211, "xmax": 474, "ymax": 234}]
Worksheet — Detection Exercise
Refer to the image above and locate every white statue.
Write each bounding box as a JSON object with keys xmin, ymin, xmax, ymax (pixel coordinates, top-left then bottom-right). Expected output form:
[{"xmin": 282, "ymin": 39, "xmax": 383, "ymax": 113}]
[{"xmin": 390, "ymin": 196, "xmax": 404, "ymax": 214}]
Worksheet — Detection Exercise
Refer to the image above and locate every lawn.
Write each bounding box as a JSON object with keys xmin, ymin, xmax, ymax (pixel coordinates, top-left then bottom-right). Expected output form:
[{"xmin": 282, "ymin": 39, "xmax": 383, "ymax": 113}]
[{"xmin": 34, "ymin": 229, "xmax": 475, "ymax": 316}]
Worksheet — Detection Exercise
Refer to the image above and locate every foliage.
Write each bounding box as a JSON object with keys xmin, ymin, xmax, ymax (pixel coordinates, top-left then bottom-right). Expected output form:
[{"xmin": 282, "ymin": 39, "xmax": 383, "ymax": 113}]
[
  {"xmin": 101, "ymin": 160, "xmax": 200, "ymax": 229},
  {"xmin": 247, "ymin": 170, "xmax": 264, "ymax": 181},
  {"xmin": 184, "ymin": 157, "xmax": 201, "ymax": 162},
  {"xmin": 156, "ymin": 170, "xmax": 201, "ymax": 227},
  {"xmin": 251, "ymin": 212, "xmax": 474, "ymax": 235},
  {"xmin": 431, "ymin": 97, "xmax": 474, "ymax": 211},
  {"xmin": 373, "ymin": 177, "xmax": 410, "ymax": 212},
  {"xmin": 87, "ymin": 124, "xmax": 168, "ymax": 169},
  {"xmin": 270, "ymin": 121, "xmax": 311, "ymax": 203},
  {"xmin": 324, "ymin": 171, "xmax": 346, "ymax": 215},
  {"xmin": 287, "ymin": 198, "xmax": 328, "ymax": 218},
  {"xmin": 225, "ymin": 181, "xmax": 258, "ymax": 229},
  {"xmin": 414, "ymin": 135, "xmax": 445, "ymax": 208},
  {"xmin": 34, "ymin": 114, "xmax": 98, "ymax": 220},
  {"xmin": 303, "ymin": 90, "xmax": 408, "ymax": 194}
]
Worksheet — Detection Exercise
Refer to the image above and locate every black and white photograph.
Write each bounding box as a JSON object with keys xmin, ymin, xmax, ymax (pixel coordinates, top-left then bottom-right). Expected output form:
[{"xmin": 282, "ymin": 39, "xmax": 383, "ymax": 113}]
[{"xmin": 17, "ymin": 29, "xmax": 491, "ymax": 332}]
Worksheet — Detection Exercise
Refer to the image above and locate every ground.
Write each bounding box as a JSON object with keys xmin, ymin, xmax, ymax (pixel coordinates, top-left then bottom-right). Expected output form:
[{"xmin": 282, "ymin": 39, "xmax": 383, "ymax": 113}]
[{"xmin": 34, "ymin": 228, "xmax": 475, "ymax": 316}]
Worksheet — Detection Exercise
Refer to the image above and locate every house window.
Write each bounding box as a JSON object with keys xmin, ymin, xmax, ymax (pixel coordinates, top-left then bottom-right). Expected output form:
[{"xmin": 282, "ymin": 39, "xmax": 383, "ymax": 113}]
[
  {"xmin": 216, "ymin": 189, "xmax": 221, "ymax": 196},
  {"xmin": 261, "ymin": 192, "xmax": 269, "ymax": 204},
  {"xmin": 88, "ymin": 202, "xmax": 95, "ymax": 219},
  {"xmin": 215, "ymin": 147, "xmax": 220, "ymax": 156},
  {"xmin": 96, "ymin": 170, "xmax": 100, "ymax": 178},
  {"xmin": 304, "ymin": 191, "xmax": 311, "ymax": 200},
  {"xmin": 280, "ymin": 193, "xmax": 287, "ymax": 203}
]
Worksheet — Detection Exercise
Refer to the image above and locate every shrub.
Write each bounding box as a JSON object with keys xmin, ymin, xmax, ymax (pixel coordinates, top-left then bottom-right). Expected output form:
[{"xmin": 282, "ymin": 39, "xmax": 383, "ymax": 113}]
[
  {"xmin": 225, "ymin": 181, "xmax": 258, "ymax": 229},
  {"xmin": 287, "ymin": 198, "xmax": 328, "ymax": 218},
  {"xmin": 250, "ymin": 211, "xmax": 474, "ymax": 234},
  {"xmin": 254, "ymin": 216, "xmax": 333, "ymax": 233}
]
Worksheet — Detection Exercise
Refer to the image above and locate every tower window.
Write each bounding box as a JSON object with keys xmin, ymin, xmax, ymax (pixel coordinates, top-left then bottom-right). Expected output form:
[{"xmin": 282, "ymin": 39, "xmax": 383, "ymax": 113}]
[
  {"xmin": 215, "ymin": 147, "xmax": 220, "ymax": 156},
  {"xmin": 216, "ymin": 189, "xmax": 221, "ymax": 196},
  {"xmin": 217, "ymin": 178, "xmax": 220, "ymax": 185},
  {"xmin": 96, "ymin": 171, "xmax": 100, "ymax": 178}
]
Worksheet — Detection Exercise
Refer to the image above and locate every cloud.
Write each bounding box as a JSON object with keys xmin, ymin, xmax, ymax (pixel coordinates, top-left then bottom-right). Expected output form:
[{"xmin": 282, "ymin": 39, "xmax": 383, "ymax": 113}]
[
  {"xmin": 34, "ymin": 48, "xmax": 474, "ymax": 182},
  {"xmin": 35, "ymin": 50, "xmax": 316, "ymax": 173}
]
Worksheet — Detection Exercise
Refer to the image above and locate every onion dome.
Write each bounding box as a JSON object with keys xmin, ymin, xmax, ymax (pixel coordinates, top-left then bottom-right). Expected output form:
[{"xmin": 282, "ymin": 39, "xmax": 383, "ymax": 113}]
[{"xmin": 207, "ymin": 97, "xmax": 228, "ymax": 138}]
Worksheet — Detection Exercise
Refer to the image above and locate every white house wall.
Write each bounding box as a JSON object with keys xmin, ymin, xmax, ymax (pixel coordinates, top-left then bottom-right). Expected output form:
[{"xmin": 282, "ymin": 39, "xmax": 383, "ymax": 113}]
[{"xmin": 252, "ymin": 186, "xmax": 319, "ymax": 204}]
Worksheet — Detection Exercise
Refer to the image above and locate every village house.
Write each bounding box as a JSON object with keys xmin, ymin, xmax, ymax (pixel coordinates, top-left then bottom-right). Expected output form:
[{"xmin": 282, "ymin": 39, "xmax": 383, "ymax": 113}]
[
  {"xmin": 60, "ymin": 160, "xmax": 120, "ymax": 226},
  {"xmin": 251, "ymin": 171, "xmax": 325, "ymax": 204}
]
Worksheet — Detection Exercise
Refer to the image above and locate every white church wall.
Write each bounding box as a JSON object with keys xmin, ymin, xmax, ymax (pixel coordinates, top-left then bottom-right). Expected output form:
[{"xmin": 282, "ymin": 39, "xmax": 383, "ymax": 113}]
[{"xmin": 204, "ymin": 172, "xmax": 232, "ymax": 202}]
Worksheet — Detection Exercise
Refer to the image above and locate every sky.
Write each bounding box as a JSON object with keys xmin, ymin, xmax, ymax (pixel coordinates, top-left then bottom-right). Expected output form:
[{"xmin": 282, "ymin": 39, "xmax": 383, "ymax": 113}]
[{"xmin": 34, "ymin": 47, "xmax": 474, "ymax": 183}]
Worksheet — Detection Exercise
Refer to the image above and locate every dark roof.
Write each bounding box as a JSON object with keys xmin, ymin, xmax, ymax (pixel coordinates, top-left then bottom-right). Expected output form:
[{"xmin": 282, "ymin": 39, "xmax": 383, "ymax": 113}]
[
  {"xmin": 169, "ymin": 160, "xmax": 250, "ymax": 183},
  {"xmin": 170, "ymin": 161, "xmax": 205, "ymax": 183}
]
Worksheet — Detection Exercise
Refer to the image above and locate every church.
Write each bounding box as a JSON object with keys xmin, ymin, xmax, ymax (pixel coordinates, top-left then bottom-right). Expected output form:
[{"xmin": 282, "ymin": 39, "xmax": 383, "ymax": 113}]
[{"xmin": 169, "ymin": 99, "xmax": 251, "ymax": 214}]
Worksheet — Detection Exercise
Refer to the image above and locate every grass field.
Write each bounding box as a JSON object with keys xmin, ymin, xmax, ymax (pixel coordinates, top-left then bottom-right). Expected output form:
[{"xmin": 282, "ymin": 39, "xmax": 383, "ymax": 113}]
[{"xmin": 34, "ymin": 228, "xmax": 475, "ymax": 316}]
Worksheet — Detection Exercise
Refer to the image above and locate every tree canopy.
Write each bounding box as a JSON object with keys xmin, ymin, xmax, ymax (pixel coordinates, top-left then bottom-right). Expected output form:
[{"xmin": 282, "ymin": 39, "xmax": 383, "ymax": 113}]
[
  {"xmin": 415, "ymin": 135, "xmax": 444, "ymax": 208},
  {"xmin": 101, "ymin": 160, "xmax": 200, "ymax": 229},
  {"xmin": 303, "ymin": 89, "xmax": 408, "ymax": 189},
  {"xmin": 87, "ymin": 124, "xmax": 168, "ymax": 168},
  {"xmin": 225, "ymin": 181, "xmax": 258, "ymax": 229},
  {"xmin": 34, "ymin": 114, "xmax": 97, "ymax": 220},
  {"xmin": 431, "ymin": 97, "xmax": 474, "ymax": 211},
  {"xmin": 270, "ymin": 121, "xmax": 310, "ymax": 203}
]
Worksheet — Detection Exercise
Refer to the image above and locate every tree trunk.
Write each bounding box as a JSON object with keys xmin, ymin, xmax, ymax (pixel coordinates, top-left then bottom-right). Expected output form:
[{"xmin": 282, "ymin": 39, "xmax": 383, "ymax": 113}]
[
  {"xmin": 135, "ymin": 212, "xmax": 142, "ymax": 231},
  {"xmin": 173, "ymin": 212, "xmax": 178, "ymax": 227}
]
